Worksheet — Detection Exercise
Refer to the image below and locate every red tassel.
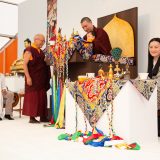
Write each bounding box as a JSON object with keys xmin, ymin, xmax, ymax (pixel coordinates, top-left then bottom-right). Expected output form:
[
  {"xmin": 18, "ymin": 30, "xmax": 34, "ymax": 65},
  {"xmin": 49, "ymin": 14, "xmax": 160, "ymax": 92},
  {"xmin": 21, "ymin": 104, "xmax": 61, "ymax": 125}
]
[
  {"xmin": 111, "ymin": 135, "xmax": 123, "ymax": 140},
  {"xmin": 50, "ymin": 116, "xmax": 55, "ymax": 124}
]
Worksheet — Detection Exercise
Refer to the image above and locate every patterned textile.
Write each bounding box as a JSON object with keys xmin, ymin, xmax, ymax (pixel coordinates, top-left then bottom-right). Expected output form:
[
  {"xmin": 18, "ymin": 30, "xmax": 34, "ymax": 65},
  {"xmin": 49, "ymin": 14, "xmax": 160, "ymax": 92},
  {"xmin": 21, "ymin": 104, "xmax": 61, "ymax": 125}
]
[
  {"xmin": 47, "ymin": 0, "xmax": 57, "ymax": 42},
  {"xmin": 130, "ymin": 80, "xmax": 157, "ymax": 100},
  {"xmin": 67, "ymin": 35, "xmax": 93, "ymax": 60},
  {"xmin": 67, "ymin": 79, "xmax": 156, "ymax": 126},
  {"xmin": 152, "ymin": 66, "xmax": 160, "ymax": 109},
  {"xmin": 67, "ymin": 35, "xmax": 135, "ymax": 65},
  {"xmin": 112, "ymin": 80, "xmax": 127, "ymax": 98},
  {"xmin": 94, "ymin": 54, "xmax": 135, "ymax": 65},
  {"xmin": 67, "ymin": 39, "xmax": 134, "ymax": 65},
  {"xmin": 67, "ymin": 79, "xmax": 126, "ymax": 127},
  {"xmin": 67, "ymin": 80, "xmax": 111, "ymax": 127},
  {"xmin": 77, "ymin": 78, "xmax": 111, "ymax": 109},
  {"xmin": 45, "ymin": 0, "xmax": 57, "ymax": 65}
]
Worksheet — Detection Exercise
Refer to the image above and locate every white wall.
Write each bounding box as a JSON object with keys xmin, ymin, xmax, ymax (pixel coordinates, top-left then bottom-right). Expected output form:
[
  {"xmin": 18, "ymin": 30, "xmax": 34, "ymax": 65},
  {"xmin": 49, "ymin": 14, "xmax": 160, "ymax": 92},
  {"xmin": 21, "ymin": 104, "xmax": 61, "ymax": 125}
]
[
  {"xmin": 57, "ymin": 0, "xmax": 160, "ymax": 72},
  {"xmin": 57, "ymin": 0, "xmax": 108, "ymax": 38},
  {"xmin": 18, "ymin": 0, "xmax": 47, "ymax": 57}
]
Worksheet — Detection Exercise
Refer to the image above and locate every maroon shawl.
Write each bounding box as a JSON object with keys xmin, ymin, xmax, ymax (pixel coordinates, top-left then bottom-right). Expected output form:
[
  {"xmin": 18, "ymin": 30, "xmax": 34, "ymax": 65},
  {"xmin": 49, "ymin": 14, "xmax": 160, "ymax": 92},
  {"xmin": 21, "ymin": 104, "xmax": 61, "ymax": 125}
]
[
  {"xmin": 84, "ymin": 26, "xmax": 112, "ymax": 55},
  {"xmin": 24, "ymin": 46, "xmax": 51, "ymax": 93}
]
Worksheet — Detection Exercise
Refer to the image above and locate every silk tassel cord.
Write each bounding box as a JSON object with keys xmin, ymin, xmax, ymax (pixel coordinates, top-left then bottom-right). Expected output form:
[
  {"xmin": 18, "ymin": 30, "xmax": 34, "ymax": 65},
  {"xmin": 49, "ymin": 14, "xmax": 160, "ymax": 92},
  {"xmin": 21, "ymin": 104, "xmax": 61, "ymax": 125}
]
[
  {"xmin": 54, "ymin": 76, "xmax": 58, "ymax": 122},
  {"xmin": 107, "ymin": 80, "xmax": 116, "ymax": 137},
  {"xmin": 74, "ymin": 81, "xmax": 78, "ymax": 132},
  {"xmin": 55, "ymin": 85, "xmax": 66, "ymax": 128},
  {"xmin": 92, "ymin": 78, "xmax": 99, "ymax": 130},
  {"xmin": 77, "ymin": 80, "xmax": 88, "ymax": 132},
  {"xmin": 55, "ymin": 48, "xmax": 69, "ymax": 128},
  {"xmin": 51, "ymin": 75, "xmax": 55, "ymax": 123}
]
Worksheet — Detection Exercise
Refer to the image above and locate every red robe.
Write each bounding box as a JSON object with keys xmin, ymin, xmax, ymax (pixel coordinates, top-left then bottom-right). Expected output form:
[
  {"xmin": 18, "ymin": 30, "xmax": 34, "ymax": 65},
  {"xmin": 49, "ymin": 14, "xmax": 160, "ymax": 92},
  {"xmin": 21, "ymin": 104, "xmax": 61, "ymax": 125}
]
[
  {"xmin": 84, "ymin": 26, "xmax": 112, "ymax": 55},
  {"xmin": 22, "ymin": 46, "xmax": 51, "ymax": 117}
]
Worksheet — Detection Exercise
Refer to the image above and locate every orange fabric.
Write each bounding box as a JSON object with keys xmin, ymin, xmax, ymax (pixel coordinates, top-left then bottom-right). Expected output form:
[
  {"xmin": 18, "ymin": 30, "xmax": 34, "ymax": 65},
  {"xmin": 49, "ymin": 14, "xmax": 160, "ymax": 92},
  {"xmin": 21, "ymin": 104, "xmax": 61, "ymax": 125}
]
[
  {"xmin": 30, "ymin": 55, "xmax": 33, "ymax": 60},
  {"xmin": 5, "ymin": 39, "xmax": 18, "ymax": 73},
  {"xmin": 31, "ymin": 43, "xmax": 40, "ymax": 53},
  {"xmin": 24, "ymin": 43, "xmax": 40, "ymax": 60},
  {"xmin": 0, "ymin": 50, "xmax": 4, "ymax": 73},
  {"xmin": 0, "ymin": 38, "xmax": 18, "ymax": 73}
]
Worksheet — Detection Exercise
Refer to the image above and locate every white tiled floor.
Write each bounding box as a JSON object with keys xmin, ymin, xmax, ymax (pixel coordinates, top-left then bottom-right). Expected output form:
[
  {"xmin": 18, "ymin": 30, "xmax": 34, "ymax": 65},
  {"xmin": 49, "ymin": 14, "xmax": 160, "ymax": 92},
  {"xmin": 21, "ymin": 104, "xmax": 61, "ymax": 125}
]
[{"xmin": 0, "ymin": 113, "xmax": 160, "ymax": 160}]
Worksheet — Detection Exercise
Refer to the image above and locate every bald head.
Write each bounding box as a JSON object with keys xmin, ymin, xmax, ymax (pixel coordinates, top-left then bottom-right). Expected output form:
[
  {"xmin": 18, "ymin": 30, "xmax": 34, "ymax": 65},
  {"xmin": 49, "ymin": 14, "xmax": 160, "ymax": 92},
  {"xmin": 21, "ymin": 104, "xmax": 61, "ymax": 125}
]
[
  {"xmin": 34, "ymin": 34, "xmax": 45, "ymax": 41},
  {"xmin": 34, "ymin": 34, "xmax": 45, "ymax": 49}
]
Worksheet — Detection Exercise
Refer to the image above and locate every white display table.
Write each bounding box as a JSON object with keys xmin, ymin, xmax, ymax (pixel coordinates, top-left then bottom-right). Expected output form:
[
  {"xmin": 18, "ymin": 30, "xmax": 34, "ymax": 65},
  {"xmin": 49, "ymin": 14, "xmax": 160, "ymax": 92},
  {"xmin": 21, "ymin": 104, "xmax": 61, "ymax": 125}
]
[{"xmin": 65, "ymin": 80, "xmax": 158, "ymax": 145}]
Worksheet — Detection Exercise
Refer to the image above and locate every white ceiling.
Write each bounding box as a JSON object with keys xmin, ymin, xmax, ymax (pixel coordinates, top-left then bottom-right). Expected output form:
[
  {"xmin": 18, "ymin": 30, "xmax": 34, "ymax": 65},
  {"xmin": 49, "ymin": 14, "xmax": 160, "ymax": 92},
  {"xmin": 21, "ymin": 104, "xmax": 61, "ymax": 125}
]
[
  {"xmin": 0, "ymin": 0, "xmax": 27, "ymax": 5},
  {"xmin": 0, "ymin": 37, "xmax": 9, "ymax": 50},
  {"xmin": 0, "ymin": 1, "xmax": 22, "ymax": 49},
  {"xmin": 0, "ymin": 3, "xmax": 18, "ymax": 35}
]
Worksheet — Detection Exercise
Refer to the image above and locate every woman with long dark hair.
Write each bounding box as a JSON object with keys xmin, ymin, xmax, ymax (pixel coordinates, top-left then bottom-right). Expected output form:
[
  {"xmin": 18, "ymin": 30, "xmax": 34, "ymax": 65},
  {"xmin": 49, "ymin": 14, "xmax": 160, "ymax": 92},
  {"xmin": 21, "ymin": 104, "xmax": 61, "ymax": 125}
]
[{"xmin": 147, "ymin": 37, "xmax": 160, "ymax": 136}]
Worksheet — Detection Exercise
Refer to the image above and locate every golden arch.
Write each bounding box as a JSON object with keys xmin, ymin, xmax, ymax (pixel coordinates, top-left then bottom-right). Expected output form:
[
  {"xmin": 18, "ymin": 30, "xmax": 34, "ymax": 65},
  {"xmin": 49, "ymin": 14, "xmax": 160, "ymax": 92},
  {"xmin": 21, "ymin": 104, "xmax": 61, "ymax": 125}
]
[{"xmin": 104, "ymin": 15, "xmax": 134, "ymax": 57}]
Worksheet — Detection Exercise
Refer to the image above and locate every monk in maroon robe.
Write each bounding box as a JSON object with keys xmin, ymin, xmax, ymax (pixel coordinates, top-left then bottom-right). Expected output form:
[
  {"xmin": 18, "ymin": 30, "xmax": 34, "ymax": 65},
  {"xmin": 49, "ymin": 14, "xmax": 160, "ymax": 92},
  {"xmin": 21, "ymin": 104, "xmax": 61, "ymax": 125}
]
[
  {"xmin": 81, "ymin": 17, "xmax": 112, "ymax": 56},
  {"xmin": 23, "ymin": 34, "xmax": 51, "ymax": 123}
]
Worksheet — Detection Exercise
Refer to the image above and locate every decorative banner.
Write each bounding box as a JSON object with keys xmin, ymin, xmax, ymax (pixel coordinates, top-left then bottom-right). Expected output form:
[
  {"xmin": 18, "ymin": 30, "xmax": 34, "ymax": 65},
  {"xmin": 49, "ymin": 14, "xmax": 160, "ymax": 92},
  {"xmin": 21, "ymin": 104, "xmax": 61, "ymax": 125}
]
[
  {"xmin": 78, "ymin": 78, "xmax": 111, "ymax": 109},
  {"xmin": 47, "ymin": 0, "xmax": 58, "ymax": 123},
  {"xmin": 47, "ymin": 0, "xmax": 57, "ymax": 43},
  {"xmin": 68, "ymin": 79, "xmax": 113, "ymax": 127}
]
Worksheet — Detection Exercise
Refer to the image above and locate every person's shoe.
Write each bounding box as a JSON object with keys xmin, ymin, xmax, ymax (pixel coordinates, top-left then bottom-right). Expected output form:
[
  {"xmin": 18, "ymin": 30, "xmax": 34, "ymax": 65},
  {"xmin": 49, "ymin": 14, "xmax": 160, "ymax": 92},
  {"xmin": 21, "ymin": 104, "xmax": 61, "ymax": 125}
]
[
  {"xmin": 29, "ymin": 117, "xmax": 40, "ymax": 123},
  {"xmin": 5, "ymin": 115, "xmax": 14, "ymax": 120},
  {"xmin": 40, "ymin": 117, "xmax": 49, "ymax": 122},
  {"xmin": 0, "ymin": 117, "xmax": 2, "ymax": 121}
]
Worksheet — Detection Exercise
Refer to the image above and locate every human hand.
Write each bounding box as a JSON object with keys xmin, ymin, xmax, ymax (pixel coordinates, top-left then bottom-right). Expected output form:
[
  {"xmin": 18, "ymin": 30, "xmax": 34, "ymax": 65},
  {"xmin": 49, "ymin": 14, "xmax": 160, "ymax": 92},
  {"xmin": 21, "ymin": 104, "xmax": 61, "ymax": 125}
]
[
  {"xmin": 91, "ymin": 55, "xmax": 96, "ymax": 60},
  {"xmin": 44, "ymin": 56, "xmax": 51, "ymax": 65},
  {"xmin": 27, "ymin": 77, "xmax": 32, "ymax": 86}
]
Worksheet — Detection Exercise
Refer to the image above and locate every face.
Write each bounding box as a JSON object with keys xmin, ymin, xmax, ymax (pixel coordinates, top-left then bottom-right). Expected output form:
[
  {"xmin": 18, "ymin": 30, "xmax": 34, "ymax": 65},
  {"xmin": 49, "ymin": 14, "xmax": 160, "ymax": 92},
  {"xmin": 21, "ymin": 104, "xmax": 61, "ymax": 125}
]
[
  {"xmin": 87, "ymin": 32, "xmax": 95, "ymax": 42},
  {"xmin": 34, "ymin": 35, "xmax": 45, "ymax": 49},
  {"xmin": 24, "ymin": 41, "xmax": 30, "ymax": 48},
  {"xmin": 149, "ymin": 41, "xmax": 160, "ymax": 57},
  {"xmin": 87, "ymin": 32, "xmax": 95, "ymax": 39},
  {"xmin": 81, "ymin": 21, "xmax": 93, "ymax": 33}
]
